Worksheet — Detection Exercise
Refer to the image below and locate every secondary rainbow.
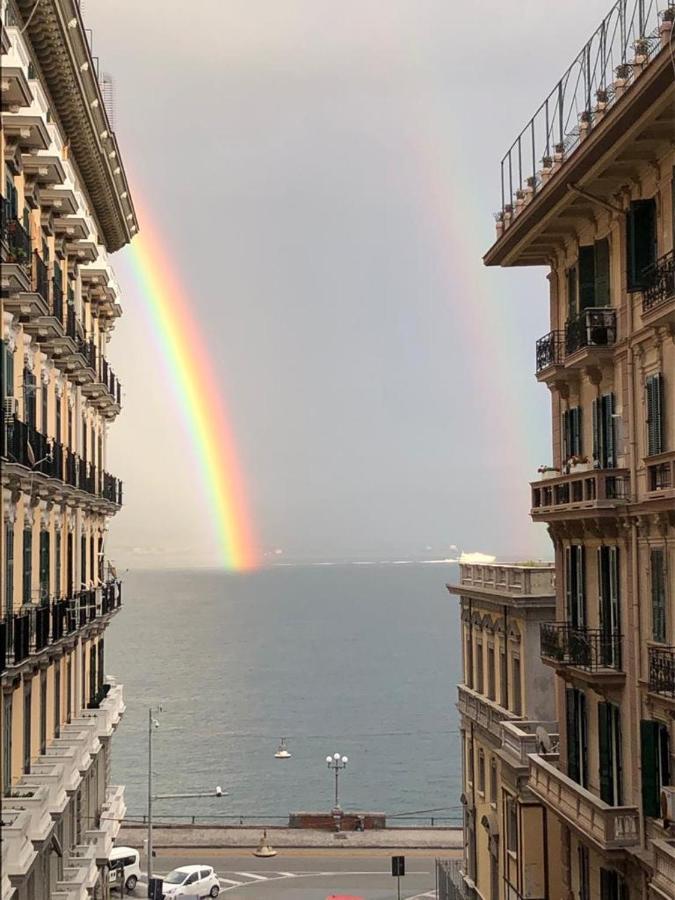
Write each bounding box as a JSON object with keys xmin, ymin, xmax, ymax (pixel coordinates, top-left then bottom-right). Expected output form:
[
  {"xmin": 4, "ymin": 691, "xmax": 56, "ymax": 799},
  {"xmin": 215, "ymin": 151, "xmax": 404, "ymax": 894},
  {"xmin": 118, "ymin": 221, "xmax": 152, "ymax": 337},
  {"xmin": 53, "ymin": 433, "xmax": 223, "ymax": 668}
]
[{"xmin": 124, "ymin": 213, "xmax": 258, "ymax": 571}]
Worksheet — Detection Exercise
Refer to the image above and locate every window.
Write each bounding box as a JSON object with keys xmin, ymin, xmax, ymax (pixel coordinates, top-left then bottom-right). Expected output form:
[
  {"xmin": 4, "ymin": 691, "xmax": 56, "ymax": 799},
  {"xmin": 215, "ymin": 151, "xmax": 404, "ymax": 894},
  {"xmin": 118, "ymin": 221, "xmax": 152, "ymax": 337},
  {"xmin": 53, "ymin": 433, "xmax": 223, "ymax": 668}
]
[
  {"xmin": 511, "ymin": 657, "xmax": 522, "ymax": 716},
  {"xmin": 23, "ymin": 527, "xmax": 32, "ymax": 604},
  {"xmin": 567, "ymin": 265, "xmax": 578, "ymax": 318},
  {"xmin": 500, "ymin": 649, "xmax": 508, "ymax": 708},
  {"xmin": 592, "ymin": 393, "xmax": 617, "ymax": 468},
  {"xmin": 563, "ymin": 406, "xmax": 583, "ymax": 461},
  {"xmin": 1, "ymin": 339, "xmax": 14, "ymax": 399},
  {"xmin": 54, "ymin": 666, "xmax": 61, "ymax": 739},
  {"xmin": 578, "ymin": 844, "xmax": 590, "ymax": 900},
  {"xmin": 490, "ymin": 759, "xmax": 497, "ymax": 805},
  {"xmin": 646, "ymin": 373, "xmax": 665, "ymax": 457},
  {"xmin": 468, "ymin": 739, "xmax": 474, "ymax": 784},
  {"xmin": 651, "ymin": 549, "xmax": 667, "ymax": 643},
  {"xmin": 39, "ymin": 671, "xmax": 47, "ymax": 754},
  {"xmin": 576, "ymin": 238, "xmax": 610, "ymax": 309},
  {"xmin": 41, "ymin": 380, "xmax": 48, "ymax": 434},
  {"xmin": 600, "ymin": 867, "xmax": 629, "ymax": 900},
  {"xmin": 505, "ymin": 795, "xmax": 518, "ymax": 852},
  {"xmin": 55, "ymin": 531, "xmax": 61, "ymax": 599},
  {"xmin": 80, "ymin": 533, "xmax": 87, "ymax": 588},
  {"xmin": 55, "ymin": 394, "xmax": 62, "ymax": 445},
  {"xmin": 626, "ymin": 198, "xmax": 657, "ymax": 291},
  {"xmin": 23, "ymin": 683, "xmax": 31, "ymax": 774},
  {"xmin": 641, "ymin": 720, "xmax": 670, "ymax": 818},
  {"xmin": 565, "ymin": 545, "xmax": 586, "ymax": 628},
  {"xmin": 476, "ymin": 642, "xmax": 484, "ymax": 695},
  {"xmin": 487, "ymin": 646, "xmax": 495, "ymax": 701},
  {"xmin": 66, "ymin": 657, "xmax": 72, "ymax": 723},
  {"xmin": 598, "ymin": 546, "xmax": 621, "ymax": 667},
  {"xmin": 598, "ymin": 702, "xmax": 622, "ymax": 806},
  {"xmin": 23, "ymin": 369, "xmax": 36, "ymax": 431},
  {"xmin": 2, "ymin": 693, "xmax": 12, "ymax": 795},
  {"xmin": 465, "ymin": 632, "xmax": 473, "ymax": 688},
  {"xmin": 477, "ymin": 750, "xmax": 485, "ymax": 794},
  {"xmin": 39, "ymin": 530, "xmax": 50, "ymax": 602},
  {"xmin": 566, "ymin": 688, "xmax": 588, "ymax": 787},
  {"xmin": 4, "ymin": 523, "xmax": 14, "ymax": 617}
]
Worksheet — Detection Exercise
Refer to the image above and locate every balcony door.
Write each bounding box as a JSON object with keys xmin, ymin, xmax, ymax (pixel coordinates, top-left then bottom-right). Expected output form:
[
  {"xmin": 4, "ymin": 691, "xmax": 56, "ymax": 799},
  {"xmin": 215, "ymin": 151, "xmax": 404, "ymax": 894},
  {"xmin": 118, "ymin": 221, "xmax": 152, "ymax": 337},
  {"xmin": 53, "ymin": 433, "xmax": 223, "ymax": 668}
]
[
  {"xmin": 565, "ymin": 545, "xmax": 586, "ymax": 628},
  {"xmin": 641, "ymin": 720, "xmax": 670, "ymax": 818},
  {"xmin": 566, "ymin": 687, "xmax": 588, "ymax": 787},
  {"xmin": 592, "ymin": 393, "xmax": 616, "ymax": 469},
  {"xmin": 598, "ymin": 547, "xmax": 620, "ymax": 668},
  {"xmin": 598, "ymin": 702, "xmax": 622, "ymax": 806}
]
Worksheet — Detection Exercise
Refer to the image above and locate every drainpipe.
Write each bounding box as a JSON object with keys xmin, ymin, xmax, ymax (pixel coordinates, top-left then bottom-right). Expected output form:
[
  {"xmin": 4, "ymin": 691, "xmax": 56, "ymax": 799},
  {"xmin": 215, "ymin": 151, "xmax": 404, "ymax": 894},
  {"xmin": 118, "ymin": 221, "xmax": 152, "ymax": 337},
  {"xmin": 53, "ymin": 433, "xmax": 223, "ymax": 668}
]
[{"xmin": 503, "ymin": 604, "xmax": 509, "ymax": 708}]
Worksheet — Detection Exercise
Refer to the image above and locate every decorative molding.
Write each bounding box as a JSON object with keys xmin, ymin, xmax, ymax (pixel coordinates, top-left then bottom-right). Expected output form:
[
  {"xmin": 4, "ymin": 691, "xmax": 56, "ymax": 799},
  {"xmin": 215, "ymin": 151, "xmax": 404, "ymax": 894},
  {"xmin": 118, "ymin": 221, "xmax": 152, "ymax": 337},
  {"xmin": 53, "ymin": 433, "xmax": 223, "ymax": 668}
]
[
  {"xmin": 23, "ymin": 335, "xmax": 35, "ymax": 373},
  {"xmin": 2, "ymin": 311, "xmax": 20, "ymax": 352}
]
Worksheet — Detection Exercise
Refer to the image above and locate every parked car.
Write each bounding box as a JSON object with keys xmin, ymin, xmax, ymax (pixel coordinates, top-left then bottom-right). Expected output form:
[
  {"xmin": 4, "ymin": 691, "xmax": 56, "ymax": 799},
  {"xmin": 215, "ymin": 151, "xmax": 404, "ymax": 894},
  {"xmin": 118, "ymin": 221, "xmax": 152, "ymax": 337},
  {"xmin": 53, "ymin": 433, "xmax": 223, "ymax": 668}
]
[
  {"xmin": 161, "ymin": 865, "xmax": 220, "ymax": 898},
  {"xmin": 108, "ymin": 847, "xmax": 142, "ymax": 893}
]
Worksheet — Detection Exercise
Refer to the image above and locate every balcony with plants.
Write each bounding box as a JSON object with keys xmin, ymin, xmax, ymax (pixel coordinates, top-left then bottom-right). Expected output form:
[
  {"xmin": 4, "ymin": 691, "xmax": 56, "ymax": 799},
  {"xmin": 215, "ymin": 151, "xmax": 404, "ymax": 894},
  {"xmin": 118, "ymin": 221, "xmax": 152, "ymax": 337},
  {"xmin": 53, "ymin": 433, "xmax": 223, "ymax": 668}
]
[{"xmin": 540, "ymin": 622, "xmax": 624, "ymax": 683}]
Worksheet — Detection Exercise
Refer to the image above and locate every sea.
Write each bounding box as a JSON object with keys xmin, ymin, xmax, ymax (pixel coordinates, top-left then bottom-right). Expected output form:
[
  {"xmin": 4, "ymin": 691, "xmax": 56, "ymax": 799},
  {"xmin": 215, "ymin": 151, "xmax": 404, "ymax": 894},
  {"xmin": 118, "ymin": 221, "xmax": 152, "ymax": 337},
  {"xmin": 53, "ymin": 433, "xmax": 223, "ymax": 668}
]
[{"xmin": 105, "ymin": 562, "xmax": 463, "ymax": 827}]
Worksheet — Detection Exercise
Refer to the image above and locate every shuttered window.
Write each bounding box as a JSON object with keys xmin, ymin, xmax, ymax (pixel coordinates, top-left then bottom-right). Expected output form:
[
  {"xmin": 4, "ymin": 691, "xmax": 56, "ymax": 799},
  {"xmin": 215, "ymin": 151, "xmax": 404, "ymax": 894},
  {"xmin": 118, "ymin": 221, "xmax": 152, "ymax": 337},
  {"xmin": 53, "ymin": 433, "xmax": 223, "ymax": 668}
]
[
  {"xmin": 646, "ymin": 373, "xmax": 665, "ymax": 457},
  {"xmin": 598, "ymin": 702, "xmax": 622, "ymax": 805},
  {"xmin": 39, "ymin": 530, "xmax": 49, "ymax": 601},
  {"xmin": 22, "ymin": 527, "xmax": 32, "ymax": 604},
  {"xmin": 567, "ymin": 266, "xmax": 578, "ymax": 318},
  {"xmin": 4, "ymin": 523, "xmax": 14, "ymax": 617},
  {"xmin": 651, "ymin": 549, "xmax": 667, "ymax": 643},
  {"xmin": 23, "ymin": 370, "xmax": 36, "ymax": 431},
  {"xmin": 23, "ymin": 684, "xmax": 31, "ymax": 774},
  {"xmin": 598, "ymin": 546, "xmax": 621, "ymax": 667},
  {"xmin": 54, "ymin": 666, "xmax": 61, "ymax": 739},
  {"xmin": 627, "ymin": 198, "xmax": 657, "ymax": 291},
  {"xmin": 80, "ymin": 534, "xmax": 87, "ymax": 588},
  {"xmin": 566, "ymin": 687, "xmax": 588, "ymax": 787},
  {"xmin": 54, "ymin": 531, "xmax": 61, "ymax": 600},
  {"xmin": 578, "ymin": 245, "xmax": 596, "ymax": 309},
  {"xmin": 592, "ymin": 393, "xmax": 616, "ymax": 468},
  {"xmin": 594, "ymin": 237, "xmax": 611, "ymax": 306},
  {"xmin": 600, "ymin": 868, "xmax": 629, "ymax": 900},
  {"xmin": 578, "ymin": 845, "xmax": 590, "ymax": 900},
  {"xmin": 1, "ymin": 340, "xmax": 14, "ymax": 399},
  {"xmin": 641, "ymin": 720, "xmax": 670, "ymax": 818},
  {"xmin": 41, "ymin": 380, "xmax": 48, "ymax": 434},
  {"xmin": 2, "ymin": 694, "xmax": 12, "ymax": 796},
  {"xmin": 565, "ymin": 545, "xmax": 586, "ymax": 628},
  {"xmin": 563, "ymin": 406, "xmax": 583, "ymax": 460}
]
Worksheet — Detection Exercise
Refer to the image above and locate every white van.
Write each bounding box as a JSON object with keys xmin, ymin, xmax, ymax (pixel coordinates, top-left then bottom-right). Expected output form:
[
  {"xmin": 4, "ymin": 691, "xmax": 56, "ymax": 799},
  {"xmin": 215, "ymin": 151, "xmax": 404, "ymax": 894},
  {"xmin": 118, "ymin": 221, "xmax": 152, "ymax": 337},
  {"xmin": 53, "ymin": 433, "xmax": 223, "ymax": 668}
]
[{"xmin": 109, "ymin": 846, "xmax": 142, "ymax": 893}]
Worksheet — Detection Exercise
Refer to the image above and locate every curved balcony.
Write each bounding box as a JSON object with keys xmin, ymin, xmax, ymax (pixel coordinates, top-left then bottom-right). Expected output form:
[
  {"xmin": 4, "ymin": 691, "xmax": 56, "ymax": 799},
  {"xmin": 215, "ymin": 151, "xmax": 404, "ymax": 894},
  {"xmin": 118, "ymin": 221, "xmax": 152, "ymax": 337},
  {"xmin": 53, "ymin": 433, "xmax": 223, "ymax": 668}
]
[
  {"xmin": 642, "ymin": 249, "xmax": 675, "ymax": 327},
  {"xmin": 541, "ymin": 622, "xmax": 623, "ymax": 684},
  {"xmin": 536, "ymin": 309, "xmax": 617, "ymax": 382},
  {"xmin": 648, "ymin": 646, "xmax": 675, "ymax": 701}
]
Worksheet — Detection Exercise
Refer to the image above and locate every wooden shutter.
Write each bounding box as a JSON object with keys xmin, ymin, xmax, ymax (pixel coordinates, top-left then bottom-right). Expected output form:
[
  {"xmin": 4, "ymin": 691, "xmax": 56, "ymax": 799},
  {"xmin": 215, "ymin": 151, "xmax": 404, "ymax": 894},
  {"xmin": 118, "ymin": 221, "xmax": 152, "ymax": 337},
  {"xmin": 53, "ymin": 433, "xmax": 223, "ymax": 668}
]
[
  {"xmin": 566, "ymin": 688, "xmax": 579, "ymax": 783},
  {"xmin": 659, "ymin": 723, "xmax": 671, "ymax": 788},
  {"xmin": 646, "ymin": 374, "xmax": 665, "ymax": 457},
  {"xmin": 23, "ymin": 529, "xmax": 32, "ymax": 604},
  {"xmin": 575, "ymin": 545, "xmax": 586, "ymax": 627},
  {"xmin": 562, "ymin": 410, "xmax": 570, "ymax": 461},
  {"xmin": 594, "ymin": 237, "xmax": 611, "ymax": 306},
  {"xmin": 39, "ymin": 531, "xmax": 49, "ymax": 600},
  {"xmin": 598, "ymin": 702, "xmax": 612, "ymax": 803},
  {"xmin": 604, "ymin": 393, "xmax": 616, "ymax": 468},
  {"xmin": 641, "ymin": 719, "xmax": 661, "ymax": 817},
  {"xmin": 567, "ymin": 266, "xmax": 578, "ymax": 318},
  {"xmin": 592, "ymin": 398, "xmax": 600, "ymax": 465},
  {"xmin": 579, "ymin": 246, "xmax": 596, "ymax": 308},
  {"xmin": 565, "ymin": 547, "xmax": 573, "ymax": 622},
  {"xmin": 574, "ymin": 407, "xmax": 583, "ymax": 456},
  {"xmin": 627, "ymin": 199, "xmax": 657, "ymax": 291}
]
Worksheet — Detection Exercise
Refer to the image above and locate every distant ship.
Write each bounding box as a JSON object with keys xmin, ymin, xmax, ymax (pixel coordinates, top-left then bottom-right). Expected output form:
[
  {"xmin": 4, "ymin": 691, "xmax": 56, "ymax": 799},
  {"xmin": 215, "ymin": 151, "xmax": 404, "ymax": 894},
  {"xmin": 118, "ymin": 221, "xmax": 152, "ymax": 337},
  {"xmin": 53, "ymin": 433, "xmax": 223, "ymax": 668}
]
[{"xmin": 274, "ymin": 738, "xmax": 291, "ymax": 759}]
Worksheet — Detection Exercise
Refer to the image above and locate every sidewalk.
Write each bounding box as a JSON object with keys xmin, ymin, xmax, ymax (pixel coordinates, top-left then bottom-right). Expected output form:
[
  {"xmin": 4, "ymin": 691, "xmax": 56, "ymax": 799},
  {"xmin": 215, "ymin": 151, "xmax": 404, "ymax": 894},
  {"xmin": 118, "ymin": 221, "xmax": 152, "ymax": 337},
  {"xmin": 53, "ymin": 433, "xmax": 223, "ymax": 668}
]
[{"xmin": 118, "ymin": 823, "xmax": 462, "ymax": 851}]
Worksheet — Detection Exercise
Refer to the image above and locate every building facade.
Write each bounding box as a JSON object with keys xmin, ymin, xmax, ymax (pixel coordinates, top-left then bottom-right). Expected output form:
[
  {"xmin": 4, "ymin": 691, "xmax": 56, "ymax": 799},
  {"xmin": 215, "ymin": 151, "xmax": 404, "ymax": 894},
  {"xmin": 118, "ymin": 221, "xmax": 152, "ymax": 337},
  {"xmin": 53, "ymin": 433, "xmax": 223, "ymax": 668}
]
[
  {"xmin": 0, "ymin": 0, "xmax": 136, "ymax": 897},
  {"xmin": 448, "ymin": 562, "xmax": 561, "ymax": 900},
  {"xmin": 485, "ymin": 2, "xmax": 675, "ymax": 899}
]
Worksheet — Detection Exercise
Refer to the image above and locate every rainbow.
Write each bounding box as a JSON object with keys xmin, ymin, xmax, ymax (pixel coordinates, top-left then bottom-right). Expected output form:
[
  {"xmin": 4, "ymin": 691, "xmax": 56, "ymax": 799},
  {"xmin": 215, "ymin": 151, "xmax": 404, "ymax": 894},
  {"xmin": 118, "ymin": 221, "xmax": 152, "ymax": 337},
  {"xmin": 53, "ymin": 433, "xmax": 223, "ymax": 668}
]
[{"xmin": 124, "ymin": 214, "xmax": 258, "ymax": 571}]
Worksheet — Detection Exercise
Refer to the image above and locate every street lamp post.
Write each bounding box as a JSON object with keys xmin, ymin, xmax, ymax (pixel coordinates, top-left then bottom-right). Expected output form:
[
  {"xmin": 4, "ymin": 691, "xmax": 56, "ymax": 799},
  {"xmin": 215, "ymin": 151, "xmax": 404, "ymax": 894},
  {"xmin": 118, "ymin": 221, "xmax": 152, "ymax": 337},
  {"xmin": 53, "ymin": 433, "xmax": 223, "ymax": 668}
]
[{"xmin": 326, "ymin": 752, "xmax": 348, "ymax": 813}]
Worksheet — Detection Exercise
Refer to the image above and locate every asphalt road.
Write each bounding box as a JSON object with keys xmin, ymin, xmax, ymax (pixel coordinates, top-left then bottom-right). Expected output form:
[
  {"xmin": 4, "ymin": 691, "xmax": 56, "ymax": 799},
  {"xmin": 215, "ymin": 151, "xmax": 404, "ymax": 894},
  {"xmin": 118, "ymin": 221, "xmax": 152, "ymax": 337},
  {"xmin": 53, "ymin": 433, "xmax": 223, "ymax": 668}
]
[{"xmin": 122, "ymin": 849, "xmax": 454, "ymax": 899}]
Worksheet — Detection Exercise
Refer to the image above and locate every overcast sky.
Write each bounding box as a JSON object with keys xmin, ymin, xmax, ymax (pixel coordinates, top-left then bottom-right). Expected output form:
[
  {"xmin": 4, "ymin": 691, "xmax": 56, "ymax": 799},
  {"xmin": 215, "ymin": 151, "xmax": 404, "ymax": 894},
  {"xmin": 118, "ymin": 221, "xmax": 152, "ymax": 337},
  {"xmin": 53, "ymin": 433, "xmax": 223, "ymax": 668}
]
[{"xmin": 83, "ymin": 1, "xmax": 610, "ymax": 568}]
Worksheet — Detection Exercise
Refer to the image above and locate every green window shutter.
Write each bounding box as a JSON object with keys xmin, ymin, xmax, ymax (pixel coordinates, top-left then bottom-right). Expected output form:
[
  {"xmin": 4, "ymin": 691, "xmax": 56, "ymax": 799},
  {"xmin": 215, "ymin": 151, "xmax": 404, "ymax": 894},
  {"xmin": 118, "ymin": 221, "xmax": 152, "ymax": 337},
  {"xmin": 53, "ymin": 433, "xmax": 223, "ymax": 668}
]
[
  {"xmin": 659, "ymin": 723, "xmax": 671, "ymax": 788},
  {"xmin": 651, "ymin": 550, "xmax": 666, "ymax": 643},
  {"xmin": 565, "ymin": 547, "xmax": 573, "ymax": 622},
  {"xmin": 566, "ymin": 688, "xmax": 579, "ymax": 783},
  {"xmin": 646, "ymin": 376, "xmax": 657, "ymax": 457},
  {"xmin": 574, "ymin": 407, "xmax": 583, "ymax": 456},
  {"xmin": 39, "ymin": 531, "xmax": 49, "ymax": 601},
  {"xmin": 592, "ymin": 398, "xmax": 600, "ymax": 465},
  {"xmin": 575, "ymin": 545, "xmax": 586, "ymax": 628},
  {"xmin": 22, "ymin": 529, "xmax": 32, "ymax": 604},
  {"xmin": 641, "ymin": 719, "xmax": 661, "ymax": 818},
  {"xmin": 594, "ymin": 238, "xmax": 611, "ymax": 307},
  {"xmin": 562, "ymin": 410, "xmax": 570, "ymax": 461},
  {"xmin": 627, "ymin": 199, "xmax": 657, "ymax": 291},
  {"xmin": 604, "ymin": 393, "xmax": 616, "ymax": 468},
  {"xmin": 567, "ymin": 266, "xmax": 578, "ymax": 318},
  {"xmin": 598, "ymin": 702, "xmax": 612, "ymax": 803},
  {"xmin": 4, "ymin": 523, "xmax": 14, "ymax": 616},
  {"xmin": 580, "ymin": 691, "xmax": 588, "ymax": 787},
  {"xmin": 579, "ymin": 246, "xmax": 596, "ymax": 309},
  {"xmin": 654, "ymin": 373, "xmax": 665, "ymax": 455}
]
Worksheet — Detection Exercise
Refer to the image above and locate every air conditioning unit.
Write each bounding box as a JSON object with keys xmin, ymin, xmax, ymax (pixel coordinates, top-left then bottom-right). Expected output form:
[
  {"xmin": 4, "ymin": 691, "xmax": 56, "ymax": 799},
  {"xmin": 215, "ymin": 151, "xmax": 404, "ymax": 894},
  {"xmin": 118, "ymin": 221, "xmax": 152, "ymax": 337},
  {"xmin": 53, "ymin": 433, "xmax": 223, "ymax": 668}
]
[
  {"xmin": 660, "ymin": 786, "xmax": 675, "ymax": 825},
  {"xmin": 3, "ymin": 396, "xmax": 17, "ymax": 418}
]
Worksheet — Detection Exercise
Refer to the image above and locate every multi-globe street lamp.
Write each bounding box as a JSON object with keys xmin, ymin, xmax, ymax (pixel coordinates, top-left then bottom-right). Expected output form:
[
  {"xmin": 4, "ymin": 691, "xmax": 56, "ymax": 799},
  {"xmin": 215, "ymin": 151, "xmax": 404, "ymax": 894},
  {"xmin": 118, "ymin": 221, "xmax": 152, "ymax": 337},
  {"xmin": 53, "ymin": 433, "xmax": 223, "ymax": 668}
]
[{"xmin": 326, "ymin": 752, "xmax": 348, "ymax": 812}]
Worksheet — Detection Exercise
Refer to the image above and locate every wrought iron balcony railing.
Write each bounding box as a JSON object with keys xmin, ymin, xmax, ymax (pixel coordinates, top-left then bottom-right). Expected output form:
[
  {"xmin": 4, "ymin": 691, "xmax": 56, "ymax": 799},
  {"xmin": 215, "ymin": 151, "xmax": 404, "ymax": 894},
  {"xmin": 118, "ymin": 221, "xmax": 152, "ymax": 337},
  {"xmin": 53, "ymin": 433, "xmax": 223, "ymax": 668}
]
[
  {"xmin": 532, "ymin": 467, "xmax": 630, "ymax": 515},
  {"xmin": 642, "ymin": 249, "xmax": 675, "ymax": 313},
  {"xmin": 4, "ymin": 216, "xmax": 31, "ymax": 266},
  {"xmin": 99, "ymin": 357, "xmax": 122, "ymax": 406},
  {"xmin": 497, "ymin": 0, "xmax": 672, "ymax": 222},
  {"xmin": 536, "ymin": 330, "xmax": 564, "ymax": 372},
  {"xmin": 646, "ymin": 451, "xmax": 675, "ymax": 492},
  {"xmin": 0, "ymin": 585, "xmax": 122, "ymax": 674},
  {"xmin": 52, "ymin": 275, "xmax": 64, "ymax": 322},
  {"xmin": 648, "ymin": 645, "xmax": 675, "ymax": 697},
  {"xmin": 565, "ymin": 307, "xmax": 617, "ymax": 355},
  {"xmin": 33, "ymin": 251, "xmax": 49, "ymax": 302},
  {"xmin": 541, "ymin": 622, "xmax": 623, "ymax": 671},
  {"xmin": 2, "ymin": 414, "xmax": 123, "ymax": 506}
]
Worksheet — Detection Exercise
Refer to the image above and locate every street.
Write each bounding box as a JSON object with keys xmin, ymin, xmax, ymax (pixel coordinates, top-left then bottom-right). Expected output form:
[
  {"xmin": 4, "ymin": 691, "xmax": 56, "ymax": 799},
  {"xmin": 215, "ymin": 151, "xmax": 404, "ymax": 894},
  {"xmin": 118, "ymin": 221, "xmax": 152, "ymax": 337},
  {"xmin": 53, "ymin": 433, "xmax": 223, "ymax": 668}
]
[{"xmin": 123, "ymin": 849, "xmax": 455, "ymax": 899}]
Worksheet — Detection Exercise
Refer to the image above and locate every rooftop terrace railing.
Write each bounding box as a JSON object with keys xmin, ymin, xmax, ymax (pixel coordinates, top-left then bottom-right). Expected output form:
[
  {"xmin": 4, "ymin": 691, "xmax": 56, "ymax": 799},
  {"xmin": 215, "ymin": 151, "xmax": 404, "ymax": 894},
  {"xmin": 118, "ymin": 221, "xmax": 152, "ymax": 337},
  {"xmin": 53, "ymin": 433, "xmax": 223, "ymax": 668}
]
[{"xmin": 497, "ymin": 0, "xmax": 673, "ymax": 221}]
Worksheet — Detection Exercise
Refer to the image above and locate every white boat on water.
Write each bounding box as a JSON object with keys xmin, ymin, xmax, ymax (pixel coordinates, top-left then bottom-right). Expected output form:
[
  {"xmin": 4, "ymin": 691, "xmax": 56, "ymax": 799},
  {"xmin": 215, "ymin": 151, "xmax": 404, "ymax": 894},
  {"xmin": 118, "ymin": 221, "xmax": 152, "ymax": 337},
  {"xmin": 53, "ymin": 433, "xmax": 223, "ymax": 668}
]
[{"xmin": 274, "ymin": 738, "xmax": 291, "ymax": 759}]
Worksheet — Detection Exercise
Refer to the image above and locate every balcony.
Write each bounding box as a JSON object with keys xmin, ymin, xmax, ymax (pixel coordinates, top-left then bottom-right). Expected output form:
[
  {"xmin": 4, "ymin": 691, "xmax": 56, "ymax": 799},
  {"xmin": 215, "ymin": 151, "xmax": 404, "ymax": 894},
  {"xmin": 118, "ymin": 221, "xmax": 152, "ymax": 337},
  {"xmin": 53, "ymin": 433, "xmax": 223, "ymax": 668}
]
[
  {"xmin": 500, "ymin": 720, "xmax": 559, "ymax": 769},
  {"xmin": 642, "ymin": 249, "xmax": 675, "ymax": 327},
  {"xmin": 2, "ymin": 414, "xmax": 124, "ymax": 510},
  {"xmin": 454, "ymin": 561, "xmax": 554, "ymax": 597},
  {"xmin": 0, "ymin": 585, "xmax": 122, "ymax": 676},
  {"xmin": 648, "ymin": 646, "xmax": 675, "ymax": 700},
  {"xmin": 535, "ymin": 309, "xmax": 617, "ymax": 381},
  {"xmin": 0, "ymin": 809, "xmax": 37, "ymax": 881},
  {"xmin": 81, "ymin": 356, "xmax": 122, "ymax": 417},
  {"xmin": 535, "ymin": 330, "xmax": 564, "ymax": 379},
  {"xmin": 457, "ymin": 683, "xmax": 521, "ymax": 741},
  {"xmin": 100, "ymin": 784, "xmax": 126, "ymax": 841},
  {"xmin": 2, "ymin": 785, "xmax": 53, "ymax": 843},
  {"xmin": 531, "ymin": 467, "xmax": 630, "ymax": 520},
  {"xmin": 541, "ymin": 623, "xmax": 623, "ymax": 682},
  {"xmin": 651, "ymin": 840, "xmax": 675, "ymax": 900},
  {"xmin": 646, "ymin": 450, "xmax": 675, "ymax": 501},
  {"xmin": 528, "ymin": 752, "xmax": 640, "ymax": 851}
]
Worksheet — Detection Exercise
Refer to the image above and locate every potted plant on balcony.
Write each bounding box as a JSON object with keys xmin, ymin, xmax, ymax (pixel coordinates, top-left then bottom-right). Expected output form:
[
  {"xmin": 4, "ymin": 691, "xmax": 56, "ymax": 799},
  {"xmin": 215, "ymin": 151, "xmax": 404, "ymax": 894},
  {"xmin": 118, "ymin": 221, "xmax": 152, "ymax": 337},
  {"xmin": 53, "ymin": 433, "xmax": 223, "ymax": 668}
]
[
  {"xmin": 567, "ymin": 455, "xmax": 592, "ymax": 474},
  {"xmin": 538, "ymin": 465, "xmax": 560, "ymax": 480},
  {"xmin": 540, "ymin": 154, "xmax": 553, "ymax": 184},
  {"xmin": 632, "ymin": 38, "xmax": 650, "ymax": 67},
  {"xmin": 578, "ymin": 109, "xmax": 592, "ymax": 141},
  {"xmin": 614, "ymin": 63, "xmax": 631, "ymax": 97},
  {"xmin": 594, "ymin": 88, "xmax": 609, "ymax": 119},
  {"xmin": 494, "ymin": 210, "xmax": 505, "ymax": 239},
  {"xmin": 661, "ymin": 7, "xmax": 675, "ymax": 45}
]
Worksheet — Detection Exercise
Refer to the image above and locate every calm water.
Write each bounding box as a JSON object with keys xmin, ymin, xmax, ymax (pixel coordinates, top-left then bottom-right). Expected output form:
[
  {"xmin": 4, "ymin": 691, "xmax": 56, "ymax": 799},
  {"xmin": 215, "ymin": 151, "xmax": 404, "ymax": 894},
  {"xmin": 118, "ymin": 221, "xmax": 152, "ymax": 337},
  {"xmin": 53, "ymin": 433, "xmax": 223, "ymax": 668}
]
[{"xmin": 106, "ymin": 563, "xmax": 462, "ymax": 824}]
